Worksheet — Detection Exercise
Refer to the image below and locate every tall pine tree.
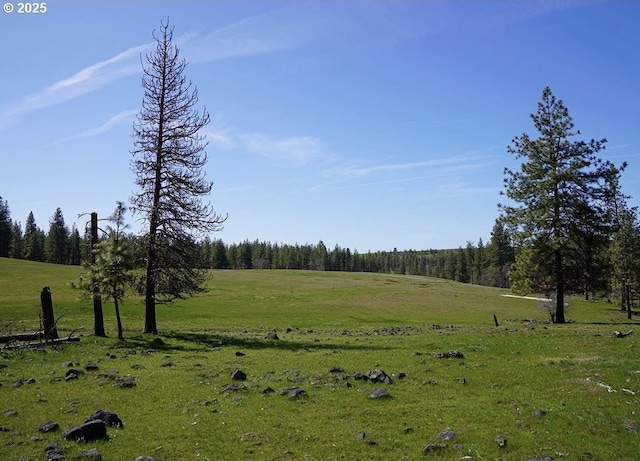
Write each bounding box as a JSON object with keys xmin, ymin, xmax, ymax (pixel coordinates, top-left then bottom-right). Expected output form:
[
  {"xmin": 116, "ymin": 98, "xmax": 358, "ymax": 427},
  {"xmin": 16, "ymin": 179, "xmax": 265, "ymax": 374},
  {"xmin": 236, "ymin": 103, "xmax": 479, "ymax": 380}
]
[{"xmin": 501, "ymin": 87, "xmax": 622, "ymax": 323}]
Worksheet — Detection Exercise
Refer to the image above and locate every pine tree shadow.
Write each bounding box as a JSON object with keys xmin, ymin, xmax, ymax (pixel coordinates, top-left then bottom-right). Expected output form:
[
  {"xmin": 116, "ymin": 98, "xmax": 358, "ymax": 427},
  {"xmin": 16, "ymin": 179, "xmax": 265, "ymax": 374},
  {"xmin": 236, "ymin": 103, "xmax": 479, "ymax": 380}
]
[{"xmin": 118, "ymin": 330, "xmax": 387, "ymax": 352}]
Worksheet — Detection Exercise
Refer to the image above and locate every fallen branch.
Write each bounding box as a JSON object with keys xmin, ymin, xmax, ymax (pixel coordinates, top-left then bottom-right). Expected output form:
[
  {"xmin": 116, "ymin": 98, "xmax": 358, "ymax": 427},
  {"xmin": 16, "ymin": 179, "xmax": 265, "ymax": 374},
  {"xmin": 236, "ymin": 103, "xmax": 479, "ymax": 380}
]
[
  {"xmin": 2, "ymin": 336, "xmax": 80, "ymax": 350},
  {"xmin": 0, "ymin": 331, "xmax": 44, "ymax": 343}
]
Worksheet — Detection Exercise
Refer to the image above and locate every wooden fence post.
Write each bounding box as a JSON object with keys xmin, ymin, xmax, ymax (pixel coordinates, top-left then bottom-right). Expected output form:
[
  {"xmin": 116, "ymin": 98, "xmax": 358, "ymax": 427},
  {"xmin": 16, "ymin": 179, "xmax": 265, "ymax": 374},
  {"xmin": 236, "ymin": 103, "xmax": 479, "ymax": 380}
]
[{"xmin": 40, "ymin": 286, "xmax": 58, "ymax": 340}]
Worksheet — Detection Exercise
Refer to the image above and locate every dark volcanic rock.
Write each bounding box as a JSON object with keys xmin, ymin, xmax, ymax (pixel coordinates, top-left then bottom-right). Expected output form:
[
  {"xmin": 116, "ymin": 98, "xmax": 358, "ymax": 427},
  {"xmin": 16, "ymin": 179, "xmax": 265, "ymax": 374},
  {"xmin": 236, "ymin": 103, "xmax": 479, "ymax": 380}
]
[
  {"xmin": 223, "ymin": 383, "xmax": 247, "ymax": 392},
  {"xmin": 329, "ymin": 366, "xmax": 345, "ymax": 373},
  {"xmin": 44, "ymin": 443, "xmax": 66, "ymax": 461},
  {"xmin": 63, "ymin": 420, "xmax": 108, "ymax": 442},
  {"xmin": 135, "ymin": 457, "xmax": 160, "ymax": 461},
  {"xmin": 86, "ymin": 410, "xmax": 123, "ymax": 428},
  {"xmin": 84, "ymin": 363, "xmax": 99, "ymax": 371},
  {"xmin": 66, "ymin": 369, "xmax": 84, "ymax": 381},
  {"xmin": 265, "ymin": 330, "xmax": 280, "ymax": 340},
  {"xmin": 39, "ymin": 421, "xmax": 60, "ymax": 433},
  {"xmin": 230, "ymin": 369, "xmax": 247, "ymax": 381},
  {"xmin": 436, "ymin": 429, "xmax": 456, "ymax": 441},
  {"xmin": 423, "ymin": 442, "xmax": 447, "ymax": 454},
  {"xmin": 115, "ymin": 377, "xmax": 136, "ymax": 388},
  {"xmin": 286, "ymin": 387, "xmax": 307, "ymax": 399},
  {"xmin": 495, "ymin": 435, "xmax": 507, "ymax": 447},
  {"xmin": 74, "ymin": 447, "xmax": 102, "ymax": 460},
  {"xmin": 369, "ymin": 387, "xmax": 391, "ymax": 399},
  {"xmin": 435, "ymin": 350, "xmax": 464, "ymax": 359},
  {"xmin": 367, "ymin": 369, "xmax": 392, "ymax": 384}
]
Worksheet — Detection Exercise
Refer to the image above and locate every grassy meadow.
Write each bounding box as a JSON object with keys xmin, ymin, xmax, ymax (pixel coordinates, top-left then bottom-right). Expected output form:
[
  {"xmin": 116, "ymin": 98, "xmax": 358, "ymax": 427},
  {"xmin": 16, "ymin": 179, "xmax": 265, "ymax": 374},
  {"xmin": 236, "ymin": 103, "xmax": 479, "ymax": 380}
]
[{"xmin": 1, "ymin": 257, "xmax": 639, "ymax": 460}]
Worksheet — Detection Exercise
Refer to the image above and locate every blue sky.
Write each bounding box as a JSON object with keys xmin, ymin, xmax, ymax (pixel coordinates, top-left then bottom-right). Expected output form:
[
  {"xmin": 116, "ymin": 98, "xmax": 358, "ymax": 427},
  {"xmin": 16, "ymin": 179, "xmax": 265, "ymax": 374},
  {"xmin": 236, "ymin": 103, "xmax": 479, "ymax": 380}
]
[{"xmin": 1, "ymin": 1, "xmax": 639, "ymax": 252}]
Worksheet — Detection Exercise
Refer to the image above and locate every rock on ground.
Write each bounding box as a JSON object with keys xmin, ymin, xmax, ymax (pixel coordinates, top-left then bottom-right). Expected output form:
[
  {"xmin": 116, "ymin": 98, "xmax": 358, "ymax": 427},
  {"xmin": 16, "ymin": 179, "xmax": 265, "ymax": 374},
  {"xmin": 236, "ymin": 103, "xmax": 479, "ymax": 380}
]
[{"xmin": 63, "ymin": 420, "xmax": 108, "ymax": 442}]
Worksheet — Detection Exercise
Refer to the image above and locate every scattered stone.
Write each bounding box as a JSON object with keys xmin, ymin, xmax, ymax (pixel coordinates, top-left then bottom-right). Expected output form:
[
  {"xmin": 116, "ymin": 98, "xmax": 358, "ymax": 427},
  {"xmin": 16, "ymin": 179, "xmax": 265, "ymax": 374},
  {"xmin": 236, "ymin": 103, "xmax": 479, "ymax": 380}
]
[
  {"xmin": 367, "ymin": 369, "xmax": 392, "ymax": 384},
  {"xmin": 437, "ymin": 429, "xmax": 456, "ymax": 441},
  {"xmin": 115, "ymin": 377, "xmax": 136, "ymax": 388},
  {"xmin": 66, "ymin": 369, "xmax": 84, "ymax": 381},
  {"xmin": 365, "ymin": 440, "xmax": 378, "ymax": 446},
  {"xmin": 44, "ymin": 443, "xmax": 66, "ymax": 461},
  {"xmin": 124, "ymin": 349, "xmax": 137, "ymax": 356},
  {"xmin": 527, "ymin": 457, "xmax": 555, "ymax": 461},
  {"xmin": 63, "ymin": 420, "xmax": 108, "ymax": 442},
  {"xmin": 97, "ymin": 372, "xmax": 118, "ymax": 380},
  {"xmin": 160, "ymin": 361, "xmax": 174, "ymax": 367},
  {"xmin": 141, "ymin": 349, "xmax": 154, "ymax": 356},
  {"xmin": 285, "ymin": 327, "xmax": 293, "ymax": 333},
  {"xmin": 435, "ymin": 350, "xmax": 464, "ymax": 359},
  {"xmin": 135, "ymin": 457, "xmax": 160, "ymax": 461},
  {"xmin": 86, "ymin": 410, "xmax": 123, "ymax": 428},
  {"xmin": 369, "ymin": 387, "xmax": 391, "ymax": 399},
  {"xmin": 230, "ymin": 369, "xmax": 247, "ymax": 381},
  {"xmin": 262, "ymin": 387, "xmax": 275, "ymax": 394},
  {"xmin": 74, "ymin": 447, "xmax": 102, "ymax": 460},
  {"xmin": 131, "ymin": 364, "xmax": 144, "ymax": 370},
  {"xmin": 4, "ymin": 409, "xmax": 18, "ymax": 417},
  {"xmin": 286, "ymin": 387, "xmax": 307, "ymax": 399},
  {"xmin": 423, "ymin": 442, "xmax": 447, "ymax": 454},
  {"xmin": 623, "ymin": 418, "xmax": 637, "ymax": 433},
  {"xmin": 344, "ymin": 381, "xmax": 352, "ymax": 389},
  {"xmin": 353, "ymin": 371, "xmax": 367, "ymax": 381},
  {"xmin": 403, "ymin": 426, "xmax": 413, "ymax": 434},
  {"xmin": 265, "ymin": 330, "xmax": 280, "ymax": 340},
  {"xmin": 614, "ymin": 330, "xmax": 633, "ymax": 338},
  {"xmin": 31, "ymin": 435, "xmax": 44, "ymax": 441},
  {"xmin": 0, "ymin": 425, "xmax": 10, "ymax": 431},
  {"xmin": 532, "ymin": 409, "xmax": 546, "ymax": 418},
  {"xmin": 39, "ymin": 421, "xmax": 60, "ymax": 433},
  {"xmin": 153, "ymin": 337, "xmax": 164, "ymax": 345},
  {"xmin": 223, "ymin": 383, "xmax": 247, "ymax": 392},
  {"xmin": 356, "ymin": 432, "xmax": 366, "ymax": 440},
  {"xmin": 235, "ymin": 351, "xmax": 246, "ymax": 357},
  {"xmin": 329, "ymin": 366, "xmax": 344, "ymax": 373},
  {"xmin": 495, "ymin": 435, "xmax": 507, "ymax": 447},
  {"xmin": 62, "ymin": 361, "xmax": 76, "ymax": 368},
  {"xmin": 394, "ymin": 371, "xmax": 407, "ymax": 380},
  {"xmin": 84, "ymin": 363, "xmax": 99, "ymax": 371},
  {"xmin": 14, "ymin": 378, "xmax": 36, "ymax": 387},
  {"xmin": 457, "ymin": 378, "xmax": 467, "ymax": 384}
]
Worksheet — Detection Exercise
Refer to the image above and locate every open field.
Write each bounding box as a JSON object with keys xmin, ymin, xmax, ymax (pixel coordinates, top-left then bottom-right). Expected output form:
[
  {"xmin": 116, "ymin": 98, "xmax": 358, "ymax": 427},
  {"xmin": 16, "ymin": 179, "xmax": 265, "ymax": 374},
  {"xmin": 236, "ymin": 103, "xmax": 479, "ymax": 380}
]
[{"xmin": 1, "ymin": 257, "xmax": 639, "ymax": 460}]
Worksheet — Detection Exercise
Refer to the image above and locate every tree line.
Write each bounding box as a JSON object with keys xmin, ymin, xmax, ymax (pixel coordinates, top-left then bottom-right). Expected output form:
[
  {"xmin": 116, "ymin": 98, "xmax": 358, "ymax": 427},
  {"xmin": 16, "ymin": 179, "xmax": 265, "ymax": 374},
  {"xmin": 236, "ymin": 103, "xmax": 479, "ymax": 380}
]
[
  {"xmin": 0, "ymin": 202, "xmax": 85, "ymax": 265},
  {"xmin": 197, "ymin": 223, "xmax": 514, "ymax": 287},
  {"xmin": 0, "ymin": 195, "xmax": 514, "ymax": 287}
]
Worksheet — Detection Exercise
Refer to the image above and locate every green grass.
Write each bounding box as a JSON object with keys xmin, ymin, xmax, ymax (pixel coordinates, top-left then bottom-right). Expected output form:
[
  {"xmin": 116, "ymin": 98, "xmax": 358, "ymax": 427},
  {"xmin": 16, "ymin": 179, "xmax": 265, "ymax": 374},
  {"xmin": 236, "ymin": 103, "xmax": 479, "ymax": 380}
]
[{"xmin": 1, "ymin": 257, "xmax": 640, "ymax": 460}]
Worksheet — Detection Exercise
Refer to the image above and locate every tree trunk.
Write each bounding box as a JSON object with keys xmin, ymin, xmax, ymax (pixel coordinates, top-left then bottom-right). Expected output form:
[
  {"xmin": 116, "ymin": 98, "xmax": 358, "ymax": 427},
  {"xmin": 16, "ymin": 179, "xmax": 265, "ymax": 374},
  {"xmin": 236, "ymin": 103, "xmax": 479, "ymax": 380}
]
[
  {"xmin": 554, "ymin": 250, "xmax": 566, "ymax": 323},
  {"xmin": 91, "ymin": 212, "xmax": 106, "ymax": 337},
  {"xmin": 114, "ymin": 295, "xmax": 124, "ymax": 341},
  {"xmin": 40, "ymin": 287, "xmax": 58, "ymax": 340}
]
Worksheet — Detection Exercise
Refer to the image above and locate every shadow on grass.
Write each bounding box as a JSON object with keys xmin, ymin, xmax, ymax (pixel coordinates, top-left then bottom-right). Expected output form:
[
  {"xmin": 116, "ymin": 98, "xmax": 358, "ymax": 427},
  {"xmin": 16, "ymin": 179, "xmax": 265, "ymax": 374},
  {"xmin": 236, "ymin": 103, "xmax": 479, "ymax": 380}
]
[{"xmin": 115, "ymin": 331, "xmax": 387, "ymax": 353}]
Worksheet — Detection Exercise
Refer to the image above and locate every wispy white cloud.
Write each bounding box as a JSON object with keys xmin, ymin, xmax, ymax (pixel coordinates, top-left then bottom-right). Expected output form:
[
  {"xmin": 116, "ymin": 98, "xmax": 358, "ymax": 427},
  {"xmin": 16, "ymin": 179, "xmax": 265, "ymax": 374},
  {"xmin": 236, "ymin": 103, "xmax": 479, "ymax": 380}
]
[
  {"xmin": 0, "ymin": 44, "xmax": 153, "ymax": 130},
  {"xmin": 325, "ymin": 152, "xmax": 495, "ymax": 178},
  {"xmin": 48, "ymin": 109, "xmax": 138, "ymax": 146},
  {"xmin": 184, "ymin": 3, "xmax": 331, "ymax": 64},
  {"xmin": 0, "ymin": 4, "xmax": 332, "ymax": 131},
  {"xmin": 240, "ymin": 134, "xmax": 325, "ymax": 167}
]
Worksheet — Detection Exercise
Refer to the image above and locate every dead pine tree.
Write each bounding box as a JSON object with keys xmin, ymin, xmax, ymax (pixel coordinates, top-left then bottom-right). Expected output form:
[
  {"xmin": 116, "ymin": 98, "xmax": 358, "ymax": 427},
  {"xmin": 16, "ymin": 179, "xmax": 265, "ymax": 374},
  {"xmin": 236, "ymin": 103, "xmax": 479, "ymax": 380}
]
[{"xmin": 130, "ymin": 19, "xmax": 226, "ymax": 335}]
